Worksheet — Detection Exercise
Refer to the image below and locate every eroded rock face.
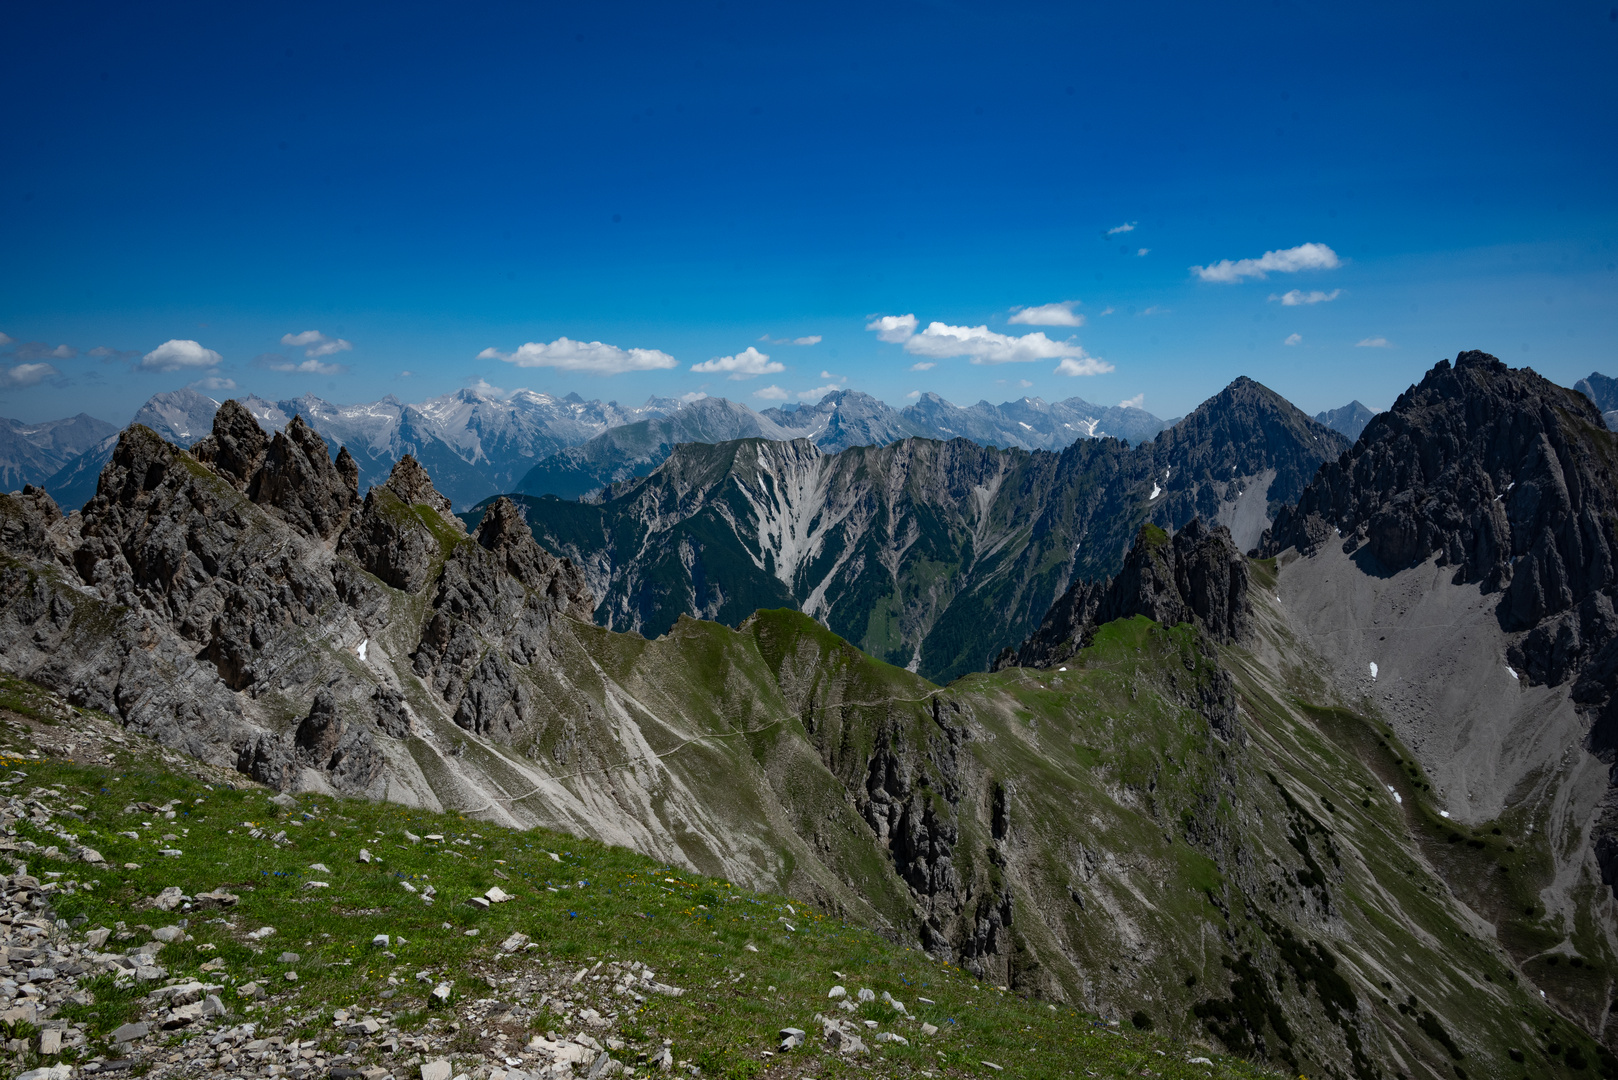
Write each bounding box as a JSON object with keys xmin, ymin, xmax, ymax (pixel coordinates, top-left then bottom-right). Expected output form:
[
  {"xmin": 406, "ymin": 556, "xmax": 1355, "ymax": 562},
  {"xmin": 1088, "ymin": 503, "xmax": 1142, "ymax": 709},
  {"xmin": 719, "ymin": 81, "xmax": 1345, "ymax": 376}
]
[
  {"xmin": 0, "ymin": 485, "xmax": 64, "ymax": 562},
  {"xmin": 246, "ymin": 415, "xmax": 356, "ymax": 539},
  {"xmin": 0, "ymin": 400, "xmax": 589, "ymax": 795},
  {"xmin": 190, "ymin": 399, "xmax": 268, "ymax": 489},
  {"xmin": 1262, "ymin": 350, "xmax": 1618, "ymax": 890},
  {"xmin": 1002, "ymin": 517, "xmax": 1251, "ymax": 671},
  {"xmin": 338, "ymin": 457, "xmax": 463, "ymax": 593}
]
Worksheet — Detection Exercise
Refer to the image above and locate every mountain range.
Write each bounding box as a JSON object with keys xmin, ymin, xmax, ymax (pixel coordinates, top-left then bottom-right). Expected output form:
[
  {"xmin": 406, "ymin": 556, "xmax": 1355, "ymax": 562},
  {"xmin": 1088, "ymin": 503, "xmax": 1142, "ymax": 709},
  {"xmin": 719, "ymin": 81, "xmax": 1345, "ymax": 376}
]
[
  {"xmin": 2, "ymin": 350, "xmax": 1616, "ymax": 1079},
  {"xmin": 3, "ymin": 386, "xmax": 1174, "ymax": 513},
  {"xmin": 496, "ymin": 377, "xmax": 1349, "ymax": 683}
]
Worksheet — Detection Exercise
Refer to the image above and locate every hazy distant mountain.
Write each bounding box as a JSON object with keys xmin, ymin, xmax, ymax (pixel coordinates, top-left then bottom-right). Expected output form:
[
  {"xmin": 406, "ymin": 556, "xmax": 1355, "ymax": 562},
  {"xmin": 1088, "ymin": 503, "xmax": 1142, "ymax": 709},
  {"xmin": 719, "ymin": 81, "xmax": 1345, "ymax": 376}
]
[
  {"xmin": 40, "ymin": 390, "xmax": 226, "ymax": 511},
  {"xmin": 1575, "ymin": 371, "xmax": 1618, "ymax": 431},
  {"xmin": 1313, "ymin": 400, "xmax": 1377, "ymax": 441},
  {"xmin": 517, "ymin": 390, "xmax": 1171, "ymax": 499},
  {"xmin": 0, "ymin": 413, "xmax": 118, "ymax": 490}
]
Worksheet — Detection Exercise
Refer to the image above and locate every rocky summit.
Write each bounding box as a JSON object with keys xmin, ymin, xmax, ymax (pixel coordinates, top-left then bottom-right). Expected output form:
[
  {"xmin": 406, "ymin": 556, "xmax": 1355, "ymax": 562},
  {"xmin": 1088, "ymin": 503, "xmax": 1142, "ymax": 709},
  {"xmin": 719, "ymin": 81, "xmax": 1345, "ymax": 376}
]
[{"xmin": 0, "ymin": 356, "xmax": 1616, "ymax": 1080}]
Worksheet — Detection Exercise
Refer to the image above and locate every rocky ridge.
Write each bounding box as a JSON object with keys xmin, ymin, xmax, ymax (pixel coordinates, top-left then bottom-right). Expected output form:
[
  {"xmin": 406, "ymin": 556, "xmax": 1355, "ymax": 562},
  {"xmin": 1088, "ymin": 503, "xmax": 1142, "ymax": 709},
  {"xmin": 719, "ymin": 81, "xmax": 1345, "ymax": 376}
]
[{"xmin": 997, "ymin": 518, "xmax": 1251, "ymax": 671}]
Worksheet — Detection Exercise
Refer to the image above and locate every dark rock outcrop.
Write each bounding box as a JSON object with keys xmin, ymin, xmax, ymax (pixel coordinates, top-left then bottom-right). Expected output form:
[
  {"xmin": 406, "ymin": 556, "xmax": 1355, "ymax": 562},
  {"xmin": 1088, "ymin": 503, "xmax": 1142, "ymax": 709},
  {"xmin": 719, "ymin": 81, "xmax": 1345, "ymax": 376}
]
[
  {"xmin": 338, "ymin": 456, "xmax": 464, "ymax": 593},
  {"xmin": 1263, "ymin": 350, "xmax": 1618, "ymax": 889},
  {"xmin": 1000, "ymin": 518, "xmax": 1251, "ymax": 671},
  {"xmin": 190, "ymin": 399, "xmax": 268, "ymax": 488},
  {"xmin": 294, "ymin": 689, "xmax": 384, "ymax": 793},
  {"xmin": 245, "ymin": 415, "xmax": 356, "ymax": 539},
  {"xmin": 0, "ymin": 486, "xmax": 63, "ymax": 562}
]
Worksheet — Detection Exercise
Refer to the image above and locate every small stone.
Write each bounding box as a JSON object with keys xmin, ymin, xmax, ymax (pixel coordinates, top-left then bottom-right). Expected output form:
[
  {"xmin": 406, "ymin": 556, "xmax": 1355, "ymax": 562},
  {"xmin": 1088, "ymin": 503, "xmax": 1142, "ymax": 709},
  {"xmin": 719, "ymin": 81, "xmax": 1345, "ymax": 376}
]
[
  {"xmin": 270, "ymin": 792, "xmax": 296, "ymax": 808},
  {"xmin": 500, "ymin": 932, "xmax": 530, "ymax": 953},
  {"xmin": 485, "ymin": 886, "xmax": 511, "ymax": 903},
  {"xmin": 16, "ymin": 1067, "xmax": 72, "ymax": 1080},
  {"xmin": 152, "ymin": 886, "xmax": 185, "ymax": 911},
  {"xmin": 79, "ymin": 847, "xmax": 104, "ymax": 864},
  {"xmin": 920, "ymin": 1022, "xmax": 938, "ymax": 1036},
  {"xmin": 305, "ymin": 880, "xmax": 330, "ymax": 889},
  {"xmin": 421, "ymin": 1062, "xmax": 452, "ymax": 1080},
  {"xmin": 284, "ymin": 970, "xmax": 298, "ymax": 982},
  {"xmin": 743, "ymin": 943, "xmax": 758, "ymax": 952},
  {"xmin": 465, "ymin": 896, "xmax": 490, "ymax": 910},
  {"xmin": 432, "ymin": 983, "xmax": 452, "ymax": 1003},
  {"xmin": 85, "ymin": 927, "xmax": 112, "ymax": 949},
  {"xmin": 38, "ymin": 1027, "xmax": 62, "ymax": 1054},
  {"xmin": 358, "ymin": 849, "xmax": 373, "ymax": 864},
  {"xmin": 372, "ymin": 934, "xmax": 390, "ymax": 947},
  {"xmin": 152, "ymin": 926, "xmax": 184, "ymax": 943},
  {"xmin": 874, "ymin": 1032, "xmax": 909, "ymax": 1045},
  {"xmin": 463, "ymin": 928, "xmax": 479, "ymax": 936},
  {"xmin": 238, "ymin": 981, "xmax": 264, "ymax": 999},
  {"xmin": 111, "ymin": 1021, "xmax": 149, "ymax": 1043},
  {"xmin": 827, "ymin": 985, "xmax": 847, "ymax": 999},
  {"xmin": 778, "ymin": 1028, "xmax": 805, "ymax": 1051},
  {"xmin": 158, "ymin": 848, "xmax": 182, "ymax": 857},
  {"xmin": 247, "ymin": 925, "xmax": 276, "ymax": 940},
  {"xmin": 194, "ymin": 888, "xmax": 240, "ymax": 908},
  {"xmin": 981, "ymin": 1063, "xmax": 1003, "ymax": 1072},
  {"xmin": 404, "ymin": 831, "xmax": 421, "ymax": 843},
  {"xmin": 857, "ymin": 987, "xmax": 875, "ymax": 1002},
  {"xmin": 278, "ymin": 951, "xmax": 301, "ymax": 963}
]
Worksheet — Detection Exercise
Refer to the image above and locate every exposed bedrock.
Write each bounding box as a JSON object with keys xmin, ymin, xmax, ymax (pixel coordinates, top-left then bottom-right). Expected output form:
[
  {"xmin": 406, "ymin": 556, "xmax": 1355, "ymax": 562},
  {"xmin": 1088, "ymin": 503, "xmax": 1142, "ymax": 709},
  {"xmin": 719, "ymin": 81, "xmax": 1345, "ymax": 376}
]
[{"xmin": 1001, "ymin": 516, "xmax": 1251, "ymax": 671}]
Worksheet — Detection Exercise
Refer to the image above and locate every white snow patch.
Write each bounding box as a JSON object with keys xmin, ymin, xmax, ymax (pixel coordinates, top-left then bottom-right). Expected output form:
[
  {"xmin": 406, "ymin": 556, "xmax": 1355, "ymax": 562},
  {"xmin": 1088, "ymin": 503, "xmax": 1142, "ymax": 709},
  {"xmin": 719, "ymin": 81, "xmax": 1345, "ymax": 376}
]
[
  {"xmin": 1369, "ymin": 662, "xmax": 1378, "ymax": 680},
  {"xmin": 357, "ymin": 639, "xmax": 369, "ymax": 662},
  {"xmin": 1149, "ymin": 483, "xmax": 1161, "ymax": 500},
  {"xmin": 1058, "ymin": 667, "xmax": 1067, "ymax": 672},
  {"xmin": 1506, "ymin": 665, "xmax": 1518, "ymax": 680},
  {"xmin": 1439, "ymin": 810, "xmax": 1451, "ymax": 819},
  {"xmin": 1387, "ymin": 786, "xmax": 1402, "ymax": 804}
]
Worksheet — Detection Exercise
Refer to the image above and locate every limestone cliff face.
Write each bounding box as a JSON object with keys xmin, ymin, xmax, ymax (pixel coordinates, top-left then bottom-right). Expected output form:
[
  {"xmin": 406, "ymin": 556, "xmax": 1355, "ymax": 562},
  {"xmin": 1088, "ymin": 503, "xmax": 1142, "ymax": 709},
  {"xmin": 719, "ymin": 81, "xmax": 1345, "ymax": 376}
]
[{"xmin": 998, "ymin": 518, "xmax": 1252, "ymax": 672}]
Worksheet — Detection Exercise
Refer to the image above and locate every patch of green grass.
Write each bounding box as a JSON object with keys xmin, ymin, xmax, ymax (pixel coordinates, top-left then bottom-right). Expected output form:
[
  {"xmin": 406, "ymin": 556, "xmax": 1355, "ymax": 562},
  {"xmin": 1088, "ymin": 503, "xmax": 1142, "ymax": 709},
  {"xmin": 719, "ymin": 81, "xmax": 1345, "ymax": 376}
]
[{"xmin": 9, "ymin": 744, "xmax": 1277, "ymax": 1080}]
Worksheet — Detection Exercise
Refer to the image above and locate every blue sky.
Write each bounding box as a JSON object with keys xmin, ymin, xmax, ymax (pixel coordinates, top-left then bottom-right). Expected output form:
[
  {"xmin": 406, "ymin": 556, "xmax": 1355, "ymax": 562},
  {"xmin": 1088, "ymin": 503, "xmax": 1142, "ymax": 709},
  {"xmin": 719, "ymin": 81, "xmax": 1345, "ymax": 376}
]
[{"xmin": 2, "ymin": 0, "xmax": 1615, "ymax": 425}]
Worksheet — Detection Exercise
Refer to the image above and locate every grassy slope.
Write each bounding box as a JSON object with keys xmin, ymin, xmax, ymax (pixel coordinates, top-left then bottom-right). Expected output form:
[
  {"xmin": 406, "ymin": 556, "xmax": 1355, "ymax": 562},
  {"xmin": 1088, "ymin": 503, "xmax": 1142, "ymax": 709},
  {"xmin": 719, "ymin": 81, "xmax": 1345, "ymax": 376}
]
[{"xmin": 0, "ymin": 681, "xmax": 1274, "ymax": 1080}]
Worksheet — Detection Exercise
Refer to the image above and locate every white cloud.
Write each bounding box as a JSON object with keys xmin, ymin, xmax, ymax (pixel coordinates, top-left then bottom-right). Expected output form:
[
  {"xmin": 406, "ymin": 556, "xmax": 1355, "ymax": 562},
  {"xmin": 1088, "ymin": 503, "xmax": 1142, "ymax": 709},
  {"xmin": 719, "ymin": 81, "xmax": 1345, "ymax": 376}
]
[
  {"xmin": 1356, "ymin": 337, "xmax": 1392, "ymax": 348},
  {"xmin": 1284, "ymin": 333, "xmax": 1303, "ymax": 346},
  {"xmin": 1119, "ymin": 393, "xmax": 1145, "ymax": 409},
  {"xmin": 753, "ymin": 385, "xmax": 790, "ymax": 400},
  {"xmin": 480, "ymin": 337, "xmax": 678, "ymax": 375},
  {"xmin": 909, "ymin": 361, "xmax": 936, "ymax": 371},
  {"xmin": 865, "ymin": 314, "xmax": 919, "ymax": 343},
  {"xmin": 679, "ymin": 391, "xmax": 709, "ymax": 403},
  {"xmin": 1140, "ymin": 305, "xmax": 1169, "ymax": 316},
  {"xmin": 0, "ymin": 333, "xmax": 12, "ymax": 346},
  {"xmin": 797, "ymin": 384, "xmax": 842, "ymax": 401},
  {"xmin": 793, "ymin": 335, "xmax": 822, "ymax": 346},
  {"xmin": 1191, "ymin": 242, "xmax": 1341, "ymax": 283},
  {"xmin": 48, "ymin": 344, "xmax": 76, "ymax": 359},
  {"xmin": 465, "ymin": 378, "xmax": 507, "ymax": 397},
  {"xmin": 189, "ymin": 375, "xmax": 238, "ymax": 391},
  {"xmin": 905, "ymin": 389, "xmax": 920, "ymax": 399},
  {"xmin": 1107, "ymin": 222, "xmax": 1136, "ymax": 235},
  {"xmin": 1054, "ymin": 354, "xmax": 1113, "ymax": 376},
  {"xmin": 140, "ymin": 339, "xmax": 222, "ymax": 372},
  {"xmin": 255, "ymin": 352, "xmax": 347, "ymax": 376},
  {"xmin": 1270, "ymin": 289, "xmax": 1342, "ymax": 306},
  {"xmin": 1099, "ymin": 306, "xmax": 1115, "ymax": 316},
  {"xmin": 1136, "ymin": 248, "xmax": 1150, "ymax": 257},
  {"xmin": 820, "ymin": 370, "xmax": 840, "ymax": 380},
  {"xmin": 0, "ymin": 363, "xmax": 56, "ymax": 387},
  {"xmin": 281, "ymin": 330, "xmax": 353, "ymax": 358},
  {"xmin": 759, "ymin": 333, "xmax": 824, "ymax": 346},
  {"xmin": 1008, "ymin": 301, "xmax": 1084, "ymax": 327},
  {"xmin": 398, "ymin": 370, "xmax": 414, "ymax": 378},
  {"xmin": 690, "ymin": 346, "xmax": 783, "ymax": 379},
  {"xmin": 1018, "ymin": 379, "xmax": 1033, "ymax": 388}
]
